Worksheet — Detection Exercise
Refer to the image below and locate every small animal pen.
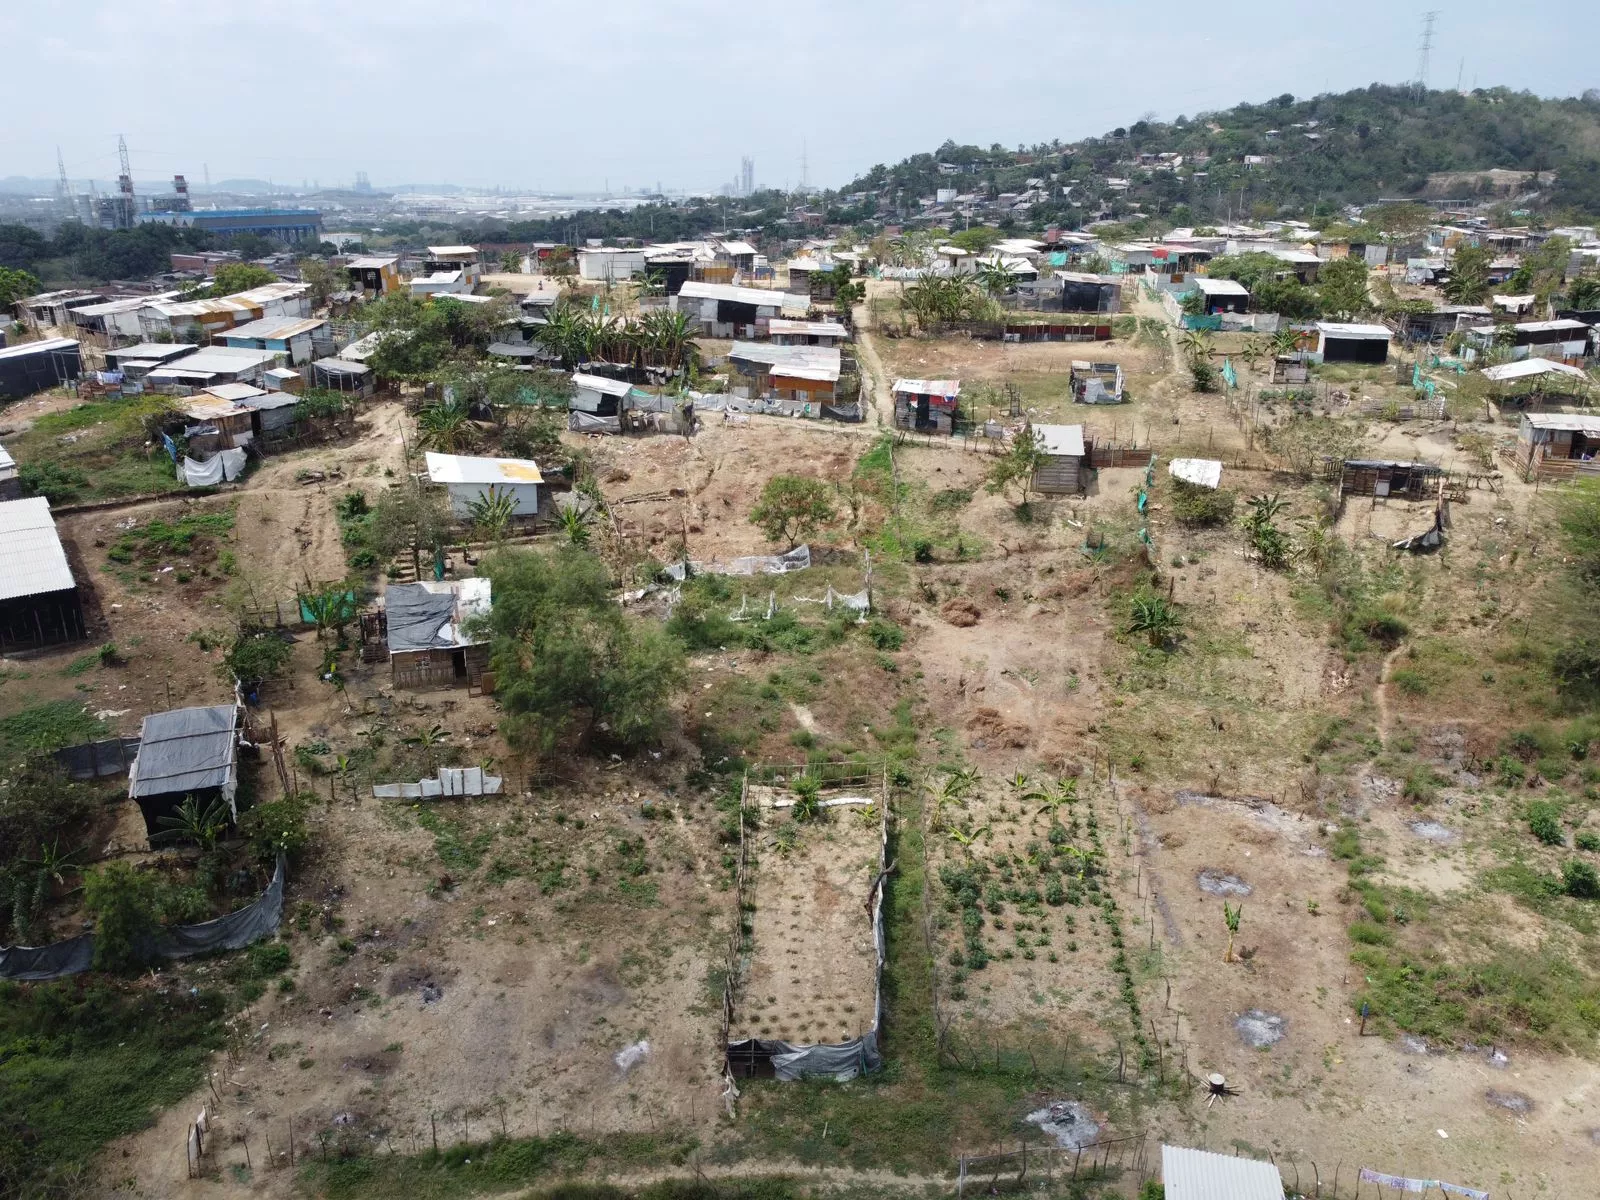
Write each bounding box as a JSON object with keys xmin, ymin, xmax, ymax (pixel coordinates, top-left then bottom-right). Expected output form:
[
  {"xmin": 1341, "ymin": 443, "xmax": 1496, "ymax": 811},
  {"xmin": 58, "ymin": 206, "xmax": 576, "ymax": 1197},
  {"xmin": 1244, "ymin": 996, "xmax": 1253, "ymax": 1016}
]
[{"xmin": 723, "ymin": 763, "xmax": 890, "ymax": 1081}]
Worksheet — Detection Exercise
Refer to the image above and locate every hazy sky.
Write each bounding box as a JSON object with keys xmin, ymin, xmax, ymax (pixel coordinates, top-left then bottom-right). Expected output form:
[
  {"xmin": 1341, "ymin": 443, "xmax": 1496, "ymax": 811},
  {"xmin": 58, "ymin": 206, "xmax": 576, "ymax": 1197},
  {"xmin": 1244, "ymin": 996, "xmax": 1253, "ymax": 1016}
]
[{"xmin": 2, "ymin": 0, "xmax": 1593, "ymax": 195}]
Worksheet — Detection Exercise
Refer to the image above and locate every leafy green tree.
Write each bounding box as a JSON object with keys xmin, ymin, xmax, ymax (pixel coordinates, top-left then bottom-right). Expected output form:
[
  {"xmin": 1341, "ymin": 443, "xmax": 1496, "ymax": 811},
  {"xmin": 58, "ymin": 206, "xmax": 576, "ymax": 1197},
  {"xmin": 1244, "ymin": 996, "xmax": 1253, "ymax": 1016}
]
[
  {"xmin": 0, "ymin": 266, "xmax": 41, "ymax": 309},
  {"xmin": 985, "ymin": 428, "xmax": 1049, "ymax": 507},
  {"xmin": 1568, "ymin": 272, "xmax": 1600, "ymax": 309},
  {"xmin": 297, "ymin": 257, "xmax": 348, "ymax": 307},
  {"xmin": 221, "ymin": 630, "xmax": 291, "ymax": 686},
  {"xmin": 479, "ymin": 547, "xmax": 686, "ymax": 756},
  {"xmin": 239, "ymin": 793, "xmax": 311, "ymax": 864},
  {"xmin": 750, "ymin": 475, "xmax": 837, "ymax": 547},
  {"xmin": 371, "ymin": 481, "xmax": 452, "ymax": 579},
  {"xmin": 83, "ymin": 862, "xmax": 163, "ymax": 973},
  {"xmin": 209, "ymin": 262, "xmax": 278, "ymax": 297},
  {"xmin": 1443, "ymin": 243, "xmax": 1492, "ymax": 304},
  {"xmin": 1317, "ymin": 256, "xmax": 1371, "ymax": 319}
]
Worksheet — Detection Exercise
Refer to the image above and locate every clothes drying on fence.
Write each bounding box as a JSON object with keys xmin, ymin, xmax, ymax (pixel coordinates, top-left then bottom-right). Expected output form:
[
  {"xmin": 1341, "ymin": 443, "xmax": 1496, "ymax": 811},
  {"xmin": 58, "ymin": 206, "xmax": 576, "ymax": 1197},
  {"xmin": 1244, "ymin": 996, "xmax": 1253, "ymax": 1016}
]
[
  {"xmin": 1359, "ymin": 1168, "xmax": 1488, "ymax": 1199},
  {"xmin": 179, "ymin": 447, "xmax": 247, "ymax": 487}
]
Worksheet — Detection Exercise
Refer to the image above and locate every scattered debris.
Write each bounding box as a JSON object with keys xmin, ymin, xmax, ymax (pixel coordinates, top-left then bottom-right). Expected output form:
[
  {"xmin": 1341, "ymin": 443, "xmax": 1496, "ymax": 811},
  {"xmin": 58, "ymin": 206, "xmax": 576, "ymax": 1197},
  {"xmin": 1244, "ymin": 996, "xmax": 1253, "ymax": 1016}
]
[
  {"xmin": 1234, "ymin": 1010, "xmax": 1286, "ymax": 1048},
  {"xmin": 1025, "ymin": 1100, "xmax": 1100, "ymax": 1148},
  {"xmin": 614, "ymin": 1040, "xmax": 650, "ymax": 1074},
  {"xmin": 1197, "ymin": 869, "xmax": 1252, "ymax": 897}
]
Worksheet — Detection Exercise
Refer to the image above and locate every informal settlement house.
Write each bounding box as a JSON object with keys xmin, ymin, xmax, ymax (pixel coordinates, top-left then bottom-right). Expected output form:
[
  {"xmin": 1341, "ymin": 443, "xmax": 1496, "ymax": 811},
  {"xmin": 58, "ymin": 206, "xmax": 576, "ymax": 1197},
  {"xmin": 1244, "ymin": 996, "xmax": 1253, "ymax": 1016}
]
[
  {"xmin": 217, "ymin": 316, "xmax": 330, "ymax": 367},
  {"xmin": 384, "ymin": 579, "xmax": 492, "ymax": 690},
  {"xmin": 727, "ymin": 342, "xmax": 842, "ymax": 411},
  {"xmin": 425, "ymin": 452, "xmax": 542, "ymax": 518},
  {"xmin": 1339, "ymin": 459, "xmax": 1442, "ymax": 500},
  {"xmin": 891, "ymin": 379, "xmax": 960, "ymax": 434},
  {"xmin": 767, "ymin": 319, "xmax": 848, "ymax": 347},
  {"xmin": 0, "ymin": 496, "xmax": 86, "ymax": 651},
  {"xmin": 0, "ymin": 443, "xmax": 17, "ymax": 500},
  {"xmin": 569, "ymin": 372, "xmax": 635, "ymax": 432},
  {"xmin": 145, "ymin": 346, "xmax": 283, "ymax": 390},
  {"xmin": 1189, "ymin": 276, "xmax": 1250, "ymax": 314},
  {"xmin": 0, "ymin": 337, "xmax": 81, "ymax": 400},
  {"xmin": 137, "ymin": 281, "xmax": 311, "ymax": 342},
  {"xmin": 1030, "ymin": 423, "xmax": 1088, "ymax": 495},
  {"xmin": 1512, "ymin": 412, "xmax": 1600, "ymax": 481},
  {"xmin": 346, "ymin": 256, "xmax": 402, "ymax": 299},
  {"xmin": 671, "ymin": 282, "xmax": 809, "ymax": 339},
  {"xmin": 1466, "ymin": 318, "xmax": 1593, "ymax": 363},
  {"xmin": 127, "ymin": 704, "xmax": 243, "ymax": 837},
  {"xmin": 1315, "ymin": 322, "xmax": 1392, "ymax": 364},
  {"xmin": 103, "ymin": 342, "xmax": 198, "ymax": 380}
]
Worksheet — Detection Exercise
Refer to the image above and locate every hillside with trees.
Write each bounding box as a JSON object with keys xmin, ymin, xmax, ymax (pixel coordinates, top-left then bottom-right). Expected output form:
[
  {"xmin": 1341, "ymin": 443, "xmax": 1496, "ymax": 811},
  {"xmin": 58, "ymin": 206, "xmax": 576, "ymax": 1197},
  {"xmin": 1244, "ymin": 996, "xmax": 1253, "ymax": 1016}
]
[{"xmin": 837, "ymin": 85, "xmax": 1600, "ymax": 226}]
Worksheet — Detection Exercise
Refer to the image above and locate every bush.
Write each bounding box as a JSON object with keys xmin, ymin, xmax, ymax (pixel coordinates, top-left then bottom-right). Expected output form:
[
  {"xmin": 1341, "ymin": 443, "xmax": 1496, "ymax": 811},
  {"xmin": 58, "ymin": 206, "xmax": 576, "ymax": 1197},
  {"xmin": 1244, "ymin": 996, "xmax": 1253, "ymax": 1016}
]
[
  {"xmin": 865, "ymin": 619, "xmax": 904, "ymax": 651},
  {"xmin": 82, "ymin": 862, "xmax": 163, "ymax": 973},
  {"xmin": 1168, "ymin": 482, "xmax": 1236, "ymax": 527},
  {"xmin": 1576, "ymin": 831, "xmax": 1600, "ymax": 853},
  {"xmin": 1563, "ymin": 859, "xmax": 1600, "ymax": 899},
  {"xmin": 1528, "ymin": 801, "xmax": 1566, "ymax": 847},
  {"xmin": 1391, "ymin": 669, "xmax": 1428, "ymax": 696},
  {"xmin": 222, "ymin": 630, "xmax": 292, "ymax": 686},
  {"xmin": 239, "ymin": 793, "xmax": 312, "ymax": 863},
  {"xmin": 19, "ymin": 461, "xmax": 90, "ymax": 505}
]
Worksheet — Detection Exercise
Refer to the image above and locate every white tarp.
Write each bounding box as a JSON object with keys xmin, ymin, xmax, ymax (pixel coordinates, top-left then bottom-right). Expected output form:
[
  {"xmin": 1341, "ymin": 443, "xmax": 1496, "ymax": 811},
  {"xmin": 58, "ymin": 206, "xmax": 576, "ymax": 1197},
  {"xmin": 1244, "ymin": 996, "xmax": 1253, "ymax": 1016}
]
[
  {"xmin": 662, "ymin": 543, "xmax": 810, "ymax": 580},
  {"xmin": 179, "ymin": 448, "xmax": 247, "ymax": 487},
  {"xmin": 1169, "ymin": 458, "xmax": 1223, "ymax": 489}
]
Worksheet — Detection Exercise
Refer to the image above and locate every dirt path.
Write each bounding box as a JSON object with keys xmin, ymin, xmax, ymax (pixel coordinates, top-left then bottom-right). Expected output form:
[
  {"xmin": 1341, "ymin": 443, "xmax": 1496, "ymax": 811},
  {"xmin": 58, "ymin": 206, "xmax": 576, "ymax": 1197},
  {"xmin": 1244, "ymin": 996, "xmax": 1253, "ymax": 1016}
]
[
  {"xmin": 510, "ymin": 1160, "xmax": 952, "ymax": 1197},
  {"xmin": 1373, "ymin": 643, "xmax": 1407, "ymax": 751},
  {"xmin": 850, "ymin": 304, "xmax": 889, "ymax": 428}
]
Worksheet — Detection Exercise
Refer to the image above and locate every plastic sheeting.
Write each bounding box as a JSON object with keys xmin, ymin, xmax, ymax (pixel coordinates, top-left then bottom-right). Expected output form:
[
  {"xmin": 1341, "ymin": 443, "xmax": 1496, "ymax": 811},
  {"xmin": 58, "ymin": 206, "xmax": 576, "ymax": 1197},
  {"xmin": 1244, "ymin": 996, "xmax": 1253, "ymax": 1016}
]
[
  {"xmin": 662, "ymin": 544, "xmax": 810, "ymax": 581},
  {"xmin": 569, "ymin": 410, "xmax": 623, "ymax": 433},
  {"xmin": 179, "ymin": 447, "xmax": 247, "ymax": 487},
  {"xmin": 384, "ymin": 586, "xmax": 458, "ymax": 653},
  {"xmin": 372, "ymin": 766, "xmax": 504, "ymax": 799},
  {"xmin": 727, "ymin": 1035, "xmax": 882, "ymax": 1082},
  {"xmin": 129, "ymin": 705, "xmax": 240, "ymax": 799},
  {"xmin": 0, "ymin": 855, "xmax": 286, "ymax": 981}
]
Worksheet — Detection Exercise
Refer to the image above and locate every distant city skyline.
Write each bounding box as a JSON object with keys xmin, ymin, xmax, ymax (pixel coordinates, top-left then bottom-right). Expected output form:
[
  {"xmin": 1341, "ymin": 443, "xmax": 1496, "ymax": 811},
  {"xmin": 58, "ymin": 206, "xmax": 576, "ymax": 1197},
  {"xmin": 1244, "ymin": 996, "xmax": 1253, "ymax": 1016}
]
[{"xmin": 1, "ymin": 0, "xmax": 1594, "ymax": 197}]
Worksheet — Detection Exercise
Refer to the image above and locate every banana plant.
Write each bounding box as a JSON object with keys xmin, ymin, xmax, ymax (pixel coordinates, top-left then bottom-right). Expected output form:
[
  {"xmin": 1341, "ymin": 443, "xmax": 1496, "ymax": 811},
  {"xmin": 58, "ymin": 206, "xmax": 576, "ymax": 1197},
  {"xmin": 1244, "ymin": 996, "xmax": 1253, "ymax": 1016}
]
[
  {"xmin": 1030, "ymin": 775, "xmax": 1080, "ymax": 817},
  {"xmin": 947, "ymin": 825, "xmax": 992, "ymax": 858},
  {"xmin": 1223, "ymin": 901, "xmax": 1244, "ymax": 963}
]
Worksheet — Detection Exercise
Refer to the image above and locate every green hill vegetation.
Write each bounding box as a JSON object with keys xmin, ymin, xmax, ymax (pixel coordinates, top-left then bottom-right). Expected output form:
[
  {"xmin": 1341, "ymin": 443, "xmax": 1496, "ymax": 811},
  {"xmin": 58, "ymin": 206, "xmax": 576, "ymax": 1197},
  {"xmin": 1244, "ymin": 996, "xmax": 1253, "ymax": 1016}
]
[{"xmin": 837, "ymin": 85, "xmax": 1600, "ymax": 227}]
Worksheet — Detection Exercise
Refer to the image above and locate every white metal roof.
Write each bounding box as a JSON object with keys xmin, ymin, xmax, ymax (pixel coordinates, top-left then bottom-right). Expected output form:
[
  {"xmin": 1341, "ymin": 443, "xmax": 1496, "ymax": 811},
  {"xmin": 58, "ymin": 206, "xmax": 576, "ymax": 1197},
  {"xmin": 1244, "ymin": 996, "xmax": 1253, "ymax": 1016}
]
[
  {"xmin": 346, "ymin": 255, "xmax": 399, "ymax": 269},
  {"xmin": 203, "ymin": 382, "xmax": 268, "ymax": 402},
  {"xmin": 729, "ymin": 342, "xmax": 841, "ymax": 381},
  {"xmin": 1482, "ymin": 359, "xmax": 1591, "ymax": 382},
  {"xmin": 1271, "ymin": 248, "xmax": 1322, "ymax": 264},
  {"xmin": 219, "ymin": 316, "xmax": 328, "ymax": 341},
  {"xmin": 768, "ymin": 318, "xmax": 848, "ymax": 338},
  {"xmin": 1512, "ymin": 318, "xmax": 1591, "ymax": 334},
  {"xmin": 1161, "ymin": 1145, "xmax": 1283, "ymax": 1200},
  {"xmin": 0, "ymin": 497, "xmax": 77, "ymax": 601},
  {"xmin": 0, "ymin": 337, "xmax": 79, "ymax": 360},
  {"xmin": 678, "ymin": 280, "xmax": 808, "ymax": 310},
  {"xmin": 1169, "ymin": 457, "xmax": 1223, "ymax": 488},
  {"xmin": 105, "ymin": 342, "xmax": 198, "ymax": 362},
  {"xmin": 0, "ymin": 442, "xmax": 13, "ymax": 475},
  {"xmin": 425, "ymin": 451, "xmax": 543, "ymax": 485},
  {"xmin": 1316, "ymin": 322, "xmax": 1393, "ymax": 340},
  {"xmin": 425, "ymin": 245, "xmax": 478, "ymax": 257},
  {"xmin": 148, "ymin": 347, "xmax": 282, "ymax": 378},
  {"xmin": 1191, "ymin": 277, "xmax": 1250, "ymax": 295},
  {"xmin": 1032, "ymin": 423, "xmax": 1085, "ymax": 457},
  {"xmin": 1525, "ymin": 412, "xmax": 1600, "ymax": 433},
  {"xmin": 892, "ymin": 378, "xmax": 960, "ymax": 397},
  {"xmin": 571, "ymin": 372, "xmax": 636, "ymax": 397},
  {"xmin": 719, "ymin": 240, "xmax": 758, "ymax": 256}
]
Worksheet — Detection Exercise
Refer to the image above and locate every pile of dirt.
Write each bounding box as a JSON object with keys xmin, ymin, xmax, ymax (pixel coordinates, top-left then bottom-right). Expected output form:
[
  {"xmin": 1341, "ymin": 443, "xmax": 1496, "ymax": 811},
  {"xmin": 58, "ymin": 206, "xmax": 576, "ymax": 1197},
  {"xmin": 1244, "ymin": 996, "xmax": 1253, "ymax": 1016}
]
[
  {"xmin": 941, "ymin": 597, "xmax": 981, "ymax": 627},
  {"xmin": 966, "ymin": 707, "xmax": 1029, "ymax": 749}
]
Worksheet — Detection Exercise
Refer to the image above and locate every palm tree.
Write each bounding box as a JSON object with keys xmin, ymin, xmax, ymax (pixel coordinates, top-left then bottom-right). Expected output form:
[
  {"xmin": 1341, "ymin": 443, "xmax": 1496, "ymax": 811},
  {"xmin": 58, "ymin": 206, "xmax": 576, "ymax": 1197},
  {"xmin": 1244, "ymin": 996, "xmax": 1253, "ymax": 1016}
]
[
  {"xmin": 416, "ymin": 399, "xmax": 476, "ymax": 453},
  {"xmin": 975, "ymin": 258, "xmax": 1019, "ymax": 298},
  {"xmin": 156, "ymin": 795, "xmax": 232, "ymax": 850}
]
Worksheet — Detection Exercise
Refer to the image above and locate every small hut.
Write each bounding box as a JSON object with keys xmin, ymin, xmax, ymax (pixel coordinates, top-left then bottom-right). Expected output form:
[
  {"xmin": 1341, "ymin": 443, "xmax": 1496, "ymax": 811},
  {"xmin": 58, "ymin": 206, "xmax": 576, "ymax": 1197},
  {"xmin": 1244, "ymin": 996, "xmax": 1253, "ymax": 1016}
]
[
  {"xmin": 1030, "ymin": 423, "xmax": 1087, "ymax": 495},
  {"xmin": 127, "ymin": 704, "xmax": 242, "ymax": 836},
  {"xmin": 1338, "ymin": 459, "xmax": 1441, "ymax": 500}
]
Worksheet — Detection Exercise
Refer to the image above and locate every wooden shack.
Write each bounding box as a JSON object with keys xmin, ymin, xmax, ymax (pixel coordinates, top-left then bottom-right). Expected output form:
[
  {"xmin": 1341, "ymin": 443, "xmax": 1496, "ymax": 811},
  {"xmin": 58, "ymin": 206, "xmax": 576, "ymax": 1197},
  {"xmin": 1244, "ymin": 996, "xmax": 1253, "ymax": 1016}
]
[
  {"xmin": 1338, "ymin": 459, "xmax": 1441, "ymax": 500},
  {"xmin": 1031, "ymin": 423, "xmax": 1087, "ymax": 495}
]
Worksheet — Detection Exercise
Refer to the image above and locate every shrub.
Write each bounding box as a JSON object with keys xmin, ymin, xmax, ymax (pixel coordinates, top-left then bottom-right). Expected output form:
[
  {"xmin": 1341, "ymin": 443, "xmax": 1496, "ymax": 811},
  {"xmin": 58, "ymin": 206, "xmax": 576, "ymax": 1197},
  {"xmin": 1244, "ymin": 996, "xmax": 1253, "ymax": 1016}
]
[
  {"xmin": 1391, "ymin": 669, "xmax": 1428, "ymax": 696},
  {"xmin": 1401, "ymin": 767, "xmax": 1437, "ymax": 805},
  {"xmin": 865, "ymin": 619, "xmax": 904, "ymax": 651},
  {"xmin": 1562, "ymin": 859, "xmax": 1600, "ymax": 899},
  {"xmin": 82, "ymin": 863, "xmax": 163, "ymax": 973},
  {"xmin": 1348, "ymin": 920, "xmax": 1393, "ymax": 946},
  {"xmin": 1169, "ymin": 482, "xmax": 1236, "ymax": 527},
  {"xmin": 1528, "ymin": 801, "xmax": 1566, "ymax": 847},
  {"xmin": 239, "ymin": 793, "xmax": 312, "ymax": 863},
  {"xmin": 1576, "ymin": 831, "xmax": 1600, "ymax": 853}
]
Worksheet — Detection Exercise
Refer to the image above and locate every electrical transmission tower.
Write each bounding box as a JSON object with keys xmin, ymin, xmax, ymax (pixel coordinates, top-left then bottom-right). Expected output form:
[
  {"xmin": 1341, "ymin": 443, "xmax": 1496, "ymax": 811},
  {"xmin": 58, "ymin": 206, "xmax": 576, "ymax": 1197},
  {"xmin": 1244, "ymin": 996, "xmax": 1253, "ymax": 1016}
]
[
  {"xmin": 1415, "ymin": 11, "xmax": 1439, "ymax": 95},
  {"xmin": 56, "ymin": 147, "xmax": 70, "ymax": 203}
]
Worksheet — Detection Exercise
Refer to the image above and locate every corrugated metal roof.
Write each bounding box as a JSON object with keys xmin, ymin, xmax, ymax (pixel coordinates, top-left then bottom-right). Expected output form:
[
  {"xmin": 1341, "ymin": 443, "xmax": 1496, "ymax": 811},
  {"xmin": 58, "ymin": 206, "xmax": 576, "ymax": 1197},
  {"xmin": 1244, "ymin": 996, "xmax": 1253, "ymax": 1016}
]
[
  {"xmin": 129, "ymin": 704, "xmax": 239, "ymax": 799},
  {"xmin": 148, "ymin": 347, "xmax": 282, "ymax": 378},
  {"xmin": 0, "ymin": 337, "xmax": 80, "ymax": 361},
  {"xmin": 1482, "ymin": 359, "xmax": 1590, "ymax": 382},
  {"xmin": 425, "ymin": 245, "xmax": 479, "ymax": 257},
  {"xmin": 1191, "ymin": 277, "xmax": 1250, "ymax": 294},
  {"xmin": 0, "ymin": 497, "xmax": 76, "ymax": 601},
  {"xmin": 105, "ymin": 342, "xmax": 198, "ymax": 363},
  {"xmin": 892, "ymin": 378, "xmax": 961, "ymax": 397},
  {"xmin": 1161, "ymin": 1145, "xmax": 1282, "ymax": 1200},
  {"xmin": 219, "ymin": 316, "xmax": 328, "ymax": 341},
  {"xmin": 730, "ymin": 342, "xmax": 841, "ymax": 381},
  {"xmin": 678, "ymin": 280, "xmax": 806, "ymax": 309},
  {"xmin": 1032, "ymin": 423, "xmax": 1085, "ymax": 457},
  {"xmin": 425, "ymin": 451, "xmax": 543, "ymax": 485},
  {"xmin": 571, "ymin": 372, "xmax": 636, "ymax": 397},
  {"xmin": 1316, "ymin": 322, "xmax": 1393, "ymax": 339},
  {"xmin": 1525, "ymin": 412, "xmax": 1600, "ymax": 433},
  {"xmin": 346, "ymin": 256, "xmax": 399, "ymax": 269},
  {"xmin": 768, "ymin": 319, "xmax": 848, "ymax": 338},
  {"xmin": 312, "ymin": 357, "xmax": 371, "ymax": 375},
  {"xmin": 202, "ymin": 382, "xmax": 268, "ymax": 402}
]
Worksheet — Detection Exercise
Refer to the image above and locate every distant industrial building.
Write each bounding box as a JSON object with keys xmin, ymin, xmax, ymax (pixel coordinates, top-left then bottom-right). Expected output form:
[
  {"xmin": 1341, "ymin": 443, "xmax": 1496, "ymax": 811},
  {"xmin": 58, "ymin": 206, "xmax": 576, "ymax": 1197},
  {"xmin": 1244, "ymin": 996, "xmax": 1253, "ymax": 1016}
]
[{"xmin": 141, "ymin": 206, "xmax": 325, "ymax": 244}]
